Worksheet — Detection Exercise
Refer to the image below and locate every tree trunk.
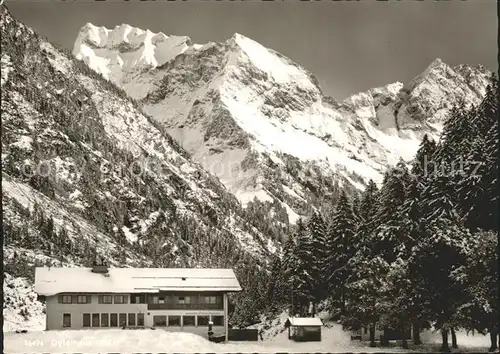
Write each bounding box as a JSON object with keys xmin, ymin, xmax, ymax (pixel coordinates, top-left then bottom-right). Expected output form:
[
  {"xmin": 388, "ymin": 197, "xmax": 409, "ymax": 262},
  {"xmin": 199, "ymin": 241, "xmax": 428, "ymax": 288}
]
[
  {"xmin": 451, "ymin": 327, "xmax": 458, "ymax": 349},
  {"xmin": 369, "ymin": 322, "xmax": 376, "ymax": 347},
  {"xmin": 402, "ymin": 337, "xmax": 409, "ymax": 349},
  {"xmin": 412, "ymin": 322, "xmax": 422, "ymax": 345},
  {"xmin": 340, "ymin": 288, "xmax": 345, "ymax": 317},
  {"xmin": 400, "ymin": 317, "xmax": 409, "ymax": 349},
  {"xmin": 440, "ymin": 329, "xmax": 451, "ymax": 353},
  {"xmin": 402, "ymin": 323, "xmax": 409, "ymax": 349},
  {"xmin": 489, "ymin": 327, "xmax": 498, "ymax": 352},
  {"xmin": 380, "ymin": 326, "xmax": 389, "ymax": 347}
]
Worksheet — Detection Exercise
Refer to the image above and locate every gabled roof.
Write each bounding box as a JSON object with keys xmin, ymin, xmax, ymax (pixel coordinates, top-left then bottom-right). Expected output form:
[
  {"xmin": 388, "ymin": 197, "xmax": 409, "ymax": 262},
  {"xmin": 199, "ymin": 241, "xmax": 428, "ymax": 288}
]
[
  {"xmin": 285, "ymin": 317, "xmax": 323, "ymax": 327},
  {"xmin": 34, "ymin": 267, "xmax": 242, "ymax": 296}
]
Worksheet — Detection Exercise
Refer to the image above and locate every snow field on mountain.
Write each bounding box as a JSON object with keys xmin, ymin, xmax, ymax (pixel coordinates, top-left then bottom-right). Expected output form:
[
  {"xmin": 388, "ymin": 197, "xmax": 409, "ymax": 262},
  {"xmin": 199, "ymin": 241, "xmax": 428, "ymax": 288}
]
[
  {"xmin": 219, "ymin": 73, "xmax": 383, "ymax": 187},
  {"xmin": 233, "ymin": 33, "xmax": 318, "ymax": 91}
]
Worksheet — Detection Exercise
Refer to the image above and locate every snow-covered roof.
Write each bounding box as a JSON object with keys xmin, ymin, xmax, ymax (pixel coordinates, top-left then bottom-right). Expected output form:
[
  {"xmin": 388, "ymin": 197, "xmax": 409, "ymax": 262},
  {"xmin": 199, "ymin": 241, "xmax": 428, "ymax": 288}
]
[
  {"xmin": 34, "ymin": 267, "xmax": 242, "ymax": 296},
  {"xmin": 286, "ymin": 317, "xmax": 323, "ymax": 327}
]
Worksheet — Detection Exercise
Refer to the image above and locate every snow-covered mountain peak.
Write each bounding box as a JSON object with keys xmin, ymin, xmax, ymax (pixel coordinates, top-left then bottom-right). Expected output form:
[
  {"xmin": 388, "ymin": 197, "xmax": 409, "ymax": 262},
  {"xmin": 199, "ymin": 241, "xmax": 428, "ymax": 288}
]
[
  {"xmin": 369, "ymin": 82, "xmax": 405, "ymax": 97},
  {"xmin": 227, "ymin": 32, "xmax": 319, "ymax": 92},
  {"xmin": 427, "ymin": 57, "xmax": 446, "ymax": 69},
  {"xmin": 230, "ymin": 32, "xmax": 246, "ymax": 41},
  {"xmin": 76, "ymin": 22, "xmax": 190, "ymax": 50},
  {"xmin": 71, "ymin": 22, "xmax": 491, "ymax": 221},
  {"xmin": 73, "ymin": 23, "xmax": 197, "ymax": 80},
  {"xmin": 395, "ymin": 58, "xmax": 491, "ymax": 128}
]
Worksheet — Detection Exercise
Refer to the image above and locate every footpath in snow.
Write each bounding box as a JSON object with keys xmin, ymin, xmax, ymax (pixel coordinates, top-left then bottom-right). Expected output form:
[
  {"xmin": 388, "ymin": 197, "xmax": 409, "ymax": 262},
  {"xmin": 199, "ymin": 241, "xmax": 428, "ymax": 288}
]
[{"xmin": 4, "ymin": 326, "xmax": 492, "ymax": 353}]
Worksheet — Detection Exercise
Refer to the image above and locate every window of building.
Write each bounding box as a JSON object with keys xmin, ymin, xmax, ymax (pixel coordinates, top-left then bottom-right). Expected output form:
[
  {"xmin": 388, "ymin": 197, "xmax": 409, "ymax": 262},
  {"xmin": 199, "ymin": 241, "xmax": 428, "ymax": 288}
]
[
  {"xmin": 99, "ymin": 295, "xmax": 112, "ymax": 304},
  {"xmin": 83, "ymin": 313, "xmax": 90, "ymax": 327},
  {"xmin": 168, "ymin": 316, "xmax": 181, "ymax": 326},
  {"xmin": 114, "ymin": 295, "xmax": 126, "ymax": 304},
  {"xmin": 77, "ymin": 295, "xmax": 90, "ymax": 304},
  {"xmin": 119, "ymin": 313, "xmax": 127, "ymax": 327},
  {"xmin": 200, "ymin": 296, "xmax": 217, "ymax": 304},
  {"xmin": 92, "ymin": 313, "xmax": 100, "ymax": 327},
  {"xmin": 128, "ymin": 313, "xmax": 136, "ymax": 327},
  {"xmin": 137, "ymin": 313, "xmax": 144, "ymax": 326},
  {"xmin": 130, "ymin": 295, "xmax": 146, "ymax": 304},
  {"xmin": 101, "ymin": 313, "xmax": 109, "ymax": 327},
  {"xmin": 183, "ymin": 316, "xmax": 195, "ymax": 326},
  {"xmin": 153, "ymin": 315, "xmax": 167, "ymax": 327},
  {"xmin": 60, "ymin": 295, "xmax": 72, "ymax": 304},
  {"xmin": 197, "ymin": 315, "xmax": 209, "ymax": 326},
  {"xmin": 304, "ymin": 326, "xmax": 320, "ymax": 333},
  {"xmin": 63, "ymin": 313, "xmax": 71, "ymax": 328},
  {"xmin": 151, "ymin": 296, "xmax": 159, "ymax": 304},
  {"xmin": 158, "ymin": 296, "xmax": 165, "ymax": 304},
  {"xmin": 110, "ymin": 313, "xmax": 118, "ymax": 327},
  {"xmin": 177, "ymin": 296, "xmax": 191, "ymax": 304},
  {"xmin": 212, "ymin": 315, "xmax": 224, "ymax": 326}
]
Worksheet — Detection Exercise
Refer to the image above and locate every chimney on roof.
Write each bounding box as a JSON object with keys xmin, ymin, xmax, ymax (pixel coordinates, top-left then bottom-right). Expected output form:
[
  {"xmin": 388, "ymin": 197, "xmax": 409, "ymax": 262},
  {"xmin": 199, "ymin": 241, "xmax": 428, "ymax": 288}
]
[{"xmin": 91, "ymin": 256, "xmax": 109, "ymax": 274}]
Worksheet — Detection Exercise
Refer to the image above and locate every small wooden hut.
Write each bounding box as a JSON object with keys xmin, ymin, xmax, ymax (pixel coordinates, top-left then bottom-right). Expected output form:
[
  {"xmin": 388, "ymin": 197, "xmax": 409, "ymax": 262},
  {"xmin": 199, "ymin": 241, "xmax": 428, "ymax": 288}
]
[{"xmin": 284, "ymin": 317, "xmax": 323, "ymax": 342}]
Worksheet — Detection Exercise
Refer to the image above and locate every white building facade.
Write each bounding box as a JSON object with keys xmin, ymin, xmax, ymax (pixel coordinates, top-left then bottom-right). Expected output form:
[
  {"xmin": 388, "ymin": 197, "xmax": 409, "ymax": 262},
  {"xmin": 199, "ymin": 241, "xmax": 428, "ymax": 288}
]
[{"xmin": 34, "ymin": 266, "xmax": 242, "ymax": 340}]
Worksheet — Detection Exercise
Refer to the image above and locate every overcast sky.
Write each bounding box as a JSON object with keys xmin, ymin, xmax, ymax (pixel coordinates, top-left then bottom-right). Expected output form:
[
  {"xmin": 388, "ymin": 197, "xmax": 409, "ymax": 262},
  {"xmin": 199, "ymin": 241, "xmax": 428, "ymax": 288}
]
[{"xmin": 6, "ymin": 0, "xmax": 497, "ymax": 99}]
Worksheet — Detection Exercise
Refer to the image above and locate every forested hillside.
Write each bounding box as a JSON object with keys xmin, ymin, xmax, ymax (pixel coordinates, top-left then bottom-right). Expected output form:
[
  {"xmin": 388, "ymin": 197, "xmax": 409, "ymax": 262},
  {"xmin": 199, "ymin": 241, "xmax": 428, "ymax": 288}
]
[
  {"xmin": 1, "ymin": 5, "xmax": 279, "ymax": 329},
  {"xmin": 265, "ymin": 76, "xmax": 499, "ymax": 352}
]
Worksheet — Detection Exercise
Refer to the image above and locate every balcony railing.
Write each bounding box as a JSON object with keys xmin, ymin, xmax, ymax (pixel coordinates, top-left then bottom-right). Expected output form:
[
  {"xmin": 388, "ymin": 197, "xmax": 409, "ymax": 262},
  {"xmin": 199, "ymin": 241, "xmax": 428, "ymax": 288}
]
[{"xmin": 148, "ymin": 303, "xmax": 223, "ymax": 310}]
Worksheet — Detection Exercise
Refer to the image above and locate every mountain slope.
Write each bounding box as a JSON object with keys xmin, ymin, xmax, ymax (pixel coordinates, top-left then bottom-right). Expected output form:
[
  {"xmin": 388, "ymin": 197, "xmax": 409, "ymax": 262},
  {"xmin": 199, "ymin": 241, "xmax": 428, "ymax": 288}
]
[
  {"xmin": 73, "ymin": 24, "xmax": 491, "ymax": 220},
  {"xmin": 1, "ymin": 6, "xmax": 279, "ymax": 330}
]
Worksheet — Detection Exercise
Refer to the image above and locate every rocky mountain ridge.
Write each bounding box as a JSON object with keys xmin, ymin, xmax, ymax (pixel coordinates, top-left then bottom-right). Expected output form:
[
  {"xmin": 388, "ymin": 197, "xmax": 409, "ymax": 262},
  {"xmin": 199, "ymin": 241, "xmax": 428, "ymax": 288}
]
[{"xmin": 73, "ymin": 23, "xmax": 492, "ymax": 220}]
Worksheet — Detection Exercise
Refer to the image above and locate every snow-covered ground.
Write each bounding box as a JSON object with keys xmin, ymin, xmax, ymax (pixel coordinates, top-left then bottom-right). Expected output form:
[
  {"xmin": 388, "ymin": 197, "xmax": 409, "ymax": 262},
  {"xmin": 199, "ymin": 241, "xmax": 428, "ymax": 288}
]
[
  {"xmin": 4, "ymin": 326, "xmax": 491, "ymax": 353},
  {"xmin": 3, "ymin": 274, "xmax": 45, "ymax": 333}
]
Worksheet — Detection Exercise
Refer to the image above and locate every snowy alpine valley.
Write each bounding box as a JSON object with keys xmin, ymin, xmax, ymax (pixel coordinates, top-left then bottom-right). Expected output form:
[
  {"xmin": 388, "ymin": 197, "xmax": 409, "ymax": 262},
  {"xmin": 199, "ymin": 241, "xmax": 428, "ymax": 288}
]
[{"xmin": 1, "ymin": 3, "xmax": 498, "ymax": 353}]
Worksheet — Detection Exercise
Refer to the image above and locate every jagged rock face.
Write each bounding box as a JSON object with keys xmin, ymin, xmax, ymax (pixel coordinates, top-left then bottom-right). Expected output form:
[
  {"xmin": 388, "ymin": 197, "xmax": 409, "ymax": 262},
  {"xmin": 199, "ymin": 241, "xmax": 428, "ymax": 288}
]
[
  {"xmin": 73, "ymin": 24, "xmax": 491, "ymax": 221},
  {"xmin": 393, "ymin": 58, "xmax": 492, "ymax": 130}
]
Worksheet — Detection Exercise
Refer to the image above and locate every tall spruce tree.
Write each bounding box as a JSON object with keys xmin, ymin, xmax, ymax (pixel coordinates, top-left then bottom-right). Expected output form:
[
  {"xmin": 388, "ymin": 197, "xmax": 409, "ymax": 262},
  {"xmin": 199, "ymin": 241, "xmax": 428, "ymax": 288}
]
[
  {"xmin": 458, "ymin": 76, "xmax": 499, "ymax": 231},
  {"xmin": 375, "ymin": 159, "xmax": 411, "ymax": 225},
  {"xmin": 307, "ymin": 210, "xmax": 328, "ymax": 307},
  {"xmin": 454, "ymin": 230, "xmax": 499, "ymax": 351},
  {"xmin": 407, "ymin": 218, "xmax": 471, "ymax": 352},
  {"xmin": 411, "ymin": 134, "xmax": 437, "ymax": 182},
  {"xmin": 357, "ymin": 179, "xmax": 379, "ymax": 234},
  {"xmin": 282, "ymin": 218, "xmax": 314, "ymax": 315},
  {"xmin": 267, "ymin": 255, "xmax": 284, "ymax": 309},
  {"xmin": 343, "ymin": 250, "xmax": 389, "ymax": 346},
  {"xmin": 325, "ymin": 189, "xmax": 357, "ymax": 316},
  {"xmin": 371, "ymin": 160, "xmax": 412, "ymax": 260},
  {"xmin": 437, "ymin": 98, "xmax": 471, "ymax": 162},
  {"xmin": 351, "ymin": 191, "xmax": 361, "ymax": 223}
]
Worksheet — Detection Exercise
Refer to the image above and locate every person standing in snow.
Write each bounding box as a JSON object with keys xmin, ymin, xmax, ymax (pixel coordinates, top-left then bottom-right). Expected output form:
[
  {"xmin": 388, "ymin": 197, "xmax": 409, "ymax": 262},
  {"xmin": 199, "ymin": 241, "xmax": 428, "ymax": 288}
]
[
  {"xmin": 208, "ymin": 321, "xmax": 214, "ymax": 339},
  {"xmin": 259, "ymin": 328, "xmax": 264, "ymax": 341}
]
